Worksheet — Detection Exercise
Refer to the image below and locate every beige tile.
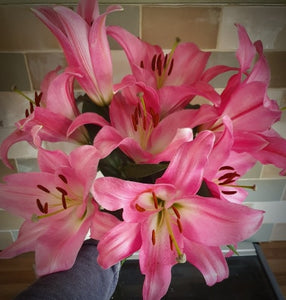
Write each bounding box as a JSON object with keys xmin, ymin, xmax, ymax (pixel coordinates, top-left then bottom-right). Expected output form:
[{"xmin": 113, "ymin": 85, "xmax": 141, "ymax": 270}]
[
  {"xmin": 111, "ymin": 50, "xmax": 131, "ymax": 84},
  {"xmin": 0, "ymin": 231, "xmax": 14, "ymax": 250},
  {"xmin": 265, "ymin": 52, "xmax": 286, "ymax": 88},
  {"xmin": 271, "ymin": 223, "xmax": 286, "ymax": 241},
  {"xmin": 26, "ymin": 52, "xmax": 66, "ymax": 90},
  {"xmin": 218, "ymin": 6, "xmax": 286, "ymax": 50},
  {"xmin": 0, "ymin": 128, "xmax": 38, "ymax": 160},
  {"xmin": 261, "ymin": 165, "xmax": 285, "ymax": 179},
  {"xmin": 0, "ymin": 53, "xmax": 31, "ymax": 91},
  {"xmin": 102, "ymin": 5, "xmax": 140, "ymax": 50},
  {"xmin": 0, "ymin": 160, "xmax": 17, "ymax": 181},
  {"xmin": 142, "ymin": 6, "xmax": 221, "ymax": 49},
  {"xmin": 0, "ymin": 210, "xmax": 24, "ymax": 230},
  {"xmin": 0, "ymin": 5, "xmax": 60, "ymax": 51},
  {"xmin": 0, "ymin": 92, "xmax": 34, "ymax": 128}
]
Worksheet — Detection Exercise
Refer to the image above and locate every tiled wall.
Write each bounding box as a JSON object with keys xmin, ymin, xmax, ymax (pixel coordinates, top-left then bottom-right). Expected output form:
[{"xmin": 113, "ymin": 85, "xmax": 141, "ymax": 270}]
[{"xmin": 0, "ymin": 2, "xmax": 286, "ymax": 249}]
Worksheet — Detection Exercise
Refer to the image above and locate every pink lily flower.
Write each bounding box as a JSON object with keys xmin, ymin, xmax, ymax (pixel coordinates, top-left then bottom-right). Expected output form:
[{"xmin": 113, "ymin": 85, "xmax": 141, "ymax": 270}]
[
  {"xmin": 203, "ymin": 116, "xmax": 257, "ymax": 203},
  {"xmin": 68, "ymin": 81, "xmax": 218, "ymax": 163},
  {"xmin": 0, "ymin": 69, "xmax": 89, "ymax": 168},
  {"xmin": 201, "ymin": 24, "xmax": 286, "ymax": 175},
  {"xmin": 0, "ymin": 146, "xmax": 120, "ymax": 276},
  {"xmin": 108, "ymin": 25, "xmax": 221, "ymax": 116},
  {"xmin": 32, "ymin": 0, "xmax": 122, "ymax": 105},
  {"xmin": 91, "ymin": 131, "xmax": 264, "ymax": 300}
]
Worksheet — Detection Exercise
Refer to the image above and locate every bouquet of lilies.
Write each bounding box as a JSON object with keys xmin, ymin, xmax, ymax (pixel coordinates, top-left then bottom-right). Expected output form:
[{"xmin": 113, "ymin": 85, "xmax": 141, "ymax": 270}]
[{"xmin": 0, "ymin": 0, "xmax": 285, "ymax": 299}]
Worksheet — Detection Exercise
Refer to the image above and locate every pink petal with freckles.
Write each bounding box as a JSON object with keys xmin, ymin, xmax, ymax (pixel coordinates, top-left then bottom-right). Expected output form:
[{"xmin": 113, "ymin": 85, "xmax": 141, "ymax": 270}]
[
  {"xmin": 0, "ymin": 172, "xmax": 56, "ymax": 219},
  {"xmin": 97, "ymin": 222, "xmax": 141, "ymax": 269},
  {"xmin": 184, "ymin": 240, "xmax": 229, "ymax": 286}
]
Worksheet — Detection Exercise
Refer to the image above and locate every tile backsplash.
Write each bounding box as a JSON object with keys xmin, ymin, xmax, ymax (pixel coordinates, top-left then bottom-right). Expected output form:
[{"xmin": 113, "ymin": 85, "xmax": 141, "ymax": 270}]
[{"xmin": 0, "ymin": 2, "xmax": 286, "ymax": 249}]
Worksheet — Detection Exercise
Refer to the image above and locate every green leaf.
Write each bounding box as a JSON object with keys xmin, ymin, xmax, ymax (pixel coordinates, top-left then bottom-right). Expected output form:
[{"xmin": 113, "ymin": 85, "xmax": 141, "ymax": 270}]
[{"xmin": 123, "ymin": 163, "xmax": 168, "ymax": 179}]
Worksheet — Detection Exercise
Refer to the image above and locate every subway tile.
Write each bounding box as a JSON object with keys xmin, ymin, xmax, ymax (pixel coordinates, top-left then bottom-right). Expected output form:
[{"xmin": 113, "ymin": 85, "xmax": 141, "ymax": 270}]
[
  {"xmin": 271, "ymin": 223, "xmax": 286, "ymax": 240},
  {"xmin": 102, "ymin": 5, "xmax": 140, "ymax": 50},
  {"xmin": 206, "ymin": 51, "xmax": 286, "ymax": 89},
  {"xmin": 142, "ymin": 6, "xmax": 221, "ymax": 49},
  {"xmin": 218, "ymin": 6, "xmax": 286, "ymax": 51},
  {"xmin": 16, "ymin": 158, "xmax": 39, "ymax": 173},
  {"xmin": 0, "ymin": 160, "xmax": 17, "ymax": 182},
  {"xmin": 0, "ymin": 231, "xmax": 13, "ymax": 250},
  {"xmin": 261, "ymin": 165, "xmax": 284, "ymax": 179},
  {"xmin": 0, "ymin": 128, "xmax": 38, "ymax": 160},
  {"xmin": 242, "ymin": 162, "xmax": 262, "ymax": 179},
  {"xmin": 0, "ymin": 5, "xmax": 60, "ymax": 51},
  {"xmin": 0, "ymin": 53, "xmax": 31, "ymax": 91},
  {"xmin": 239, "ymin": 179, "xmax": 286, "ymax": 202},
  {"xmin": 111, "ymin": 50, "xmax": 131, "ymax": 83},
  {"xmin": 0, "ymin": 210, "xmax": 23, "ymax": 230},
  {"xmin": 265, "ymin": 52, "xmax": 286, "ymax": 88},
  {"xmin": 0, "ymin": 92, "xmax": 34, "ymax": 128},
  {"xmin": 244, "ymin": 201, "xmax": 286, "ymax": 223},
  {"xmin": 246, "ymin": 223, "xmax": 273, "ymax": 242},
  {"xmin": 207, "ymin": 52, "xmax": 238, "ymax": 88},
  {"xmin": 26, "ymin": 52, "xmax": 66, "ymax": 90}
]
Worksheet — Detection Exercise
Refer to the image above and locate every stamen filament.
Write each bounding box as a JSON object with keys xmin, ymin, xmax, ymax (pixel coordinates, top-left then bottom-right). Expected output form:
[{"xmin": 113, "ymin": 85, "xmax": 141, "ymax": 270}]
[
  {"xmin": 164, "ymin": 209, "xmax": 184, "ymax": 260},
  {"xmin": 152, "ymin": 191, "xmax": 159, "ymax": 209}
]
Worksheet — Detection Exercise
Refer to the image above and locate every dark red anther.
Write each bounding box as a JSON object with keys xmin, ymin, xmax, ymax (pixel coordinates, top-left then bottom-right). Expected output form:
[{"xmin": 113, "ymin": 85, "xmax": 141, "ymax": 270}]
[
  {"xmin": 218, "ymin": 172, "xmax": 240, "ymax": 182},
  {"xmin": 163, "ymin": 54, "xmax": 168, "ymax": 68},
  {"xmin": 29, "ymin": 101, "xmax": 34, "ymax": 114},
  {"xmin": 152, "ymin": 229, "xmax": 156, "ymax": 245},
  {"xmin": 36, "ymin": 198, "xmax": 48, "ymax": 214},
  {"xmin": 157, "ymin": 54, "xmax": 162, "ymax": 76},
  {"xmin": 25, "ymin": 109, "xmax": 29, "ymax": 118},
  {"xmin": 137, "ymin": 103, "xmax": 142, "ymax": 117},
  {"xmin": 56, "ymin": 186, "xmax": 67, "ymax": 195},
  {"xmin": 177, "ymin": 219, "xmax": 183, "ymax": 233},
  {"xmin": 135, "ymin": 203, "xmax": 146, "ymax": 212},
  {"xmin": 172, "ymin": 206, "xmax": 181, "ymax": 219},
  {"xmin": 58, "ymin": 174, "xmax": 68, "ymax": 184},
  {"xmin": 131, "ymin": 114, "xmax": 138, "ymax": 131},
  {"xmin": 140, "ymin": 60, "xmax": 144, "ymax": 68},
  {"xmin": 134, "ymin": 107, "xmax": 139, "ymax": 124},
  {"xmin": 152, "ymin": 191, "xmax": 158, "ymax": 209},
  {"xmin": 35, "ymin": 92, "xmax": 42, "ymax": 107},
  {"xmin": 62, "ymin": 194, "xmax": 67, "ymax": 209},
  {"xmin": 169, "ymin": 235, "xmax": 173, "ymax": 250},
  {"xmin": 222, "ymin": 190, "xmax": 237, "ymax": 195},
  {"xmin": 149, "ymin": 107, "xmax": 159, "ymax": 128},
  {"xmin": 37, "ymin": 184, "xmax": 50, "ymax": 193},
  {"xmin": 219, "ymin": 166, "xmax": 235, "ymax": 171},
  {"xmin": 168, "ymin": 58, "xmax": 174, "ymax": 76},
  {"xmin": 151, "ymin": 54, "xmax": 157, "ymax": 71},
  {"xmin": 43, "ymin": 202, "xmax": 48, "ymax": 214}
]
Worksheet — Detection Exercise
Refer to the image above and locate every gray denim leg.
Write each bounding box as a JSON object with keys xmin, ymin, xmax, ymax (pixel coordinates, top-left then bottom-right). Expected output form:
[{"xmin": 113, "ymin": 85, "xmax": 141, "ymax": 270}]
[{"xmin": 15, "ymin": 239, "xmax": 120, "ymax": 300}]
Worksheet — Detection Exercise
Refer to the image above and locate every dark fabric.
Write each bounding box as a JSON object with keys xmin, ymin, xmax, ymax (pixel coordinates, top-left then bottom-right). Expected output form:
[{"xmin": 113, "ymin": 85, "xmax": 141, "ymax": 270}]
[{"xmin": 15, "ymin": 239, "xmax": 120, "ymax": 300}]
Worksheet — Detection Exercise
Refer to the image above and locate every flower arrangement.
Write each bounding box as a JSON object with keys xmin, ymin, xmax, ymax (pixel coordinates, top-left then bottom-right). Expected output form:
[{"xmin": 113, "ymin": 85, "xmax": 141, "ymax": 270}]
[{"xmin": 0, "ymin": 0, "xmax": 285, "ymax": 299}]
